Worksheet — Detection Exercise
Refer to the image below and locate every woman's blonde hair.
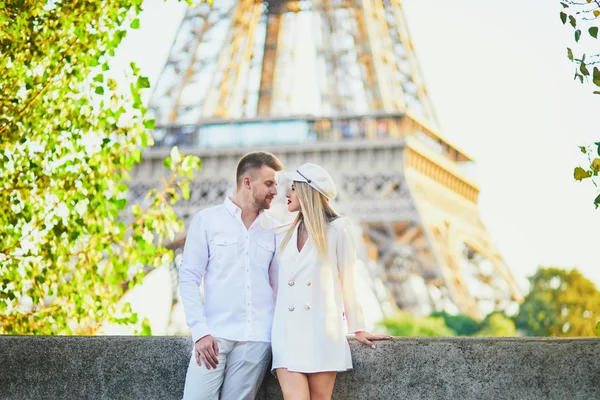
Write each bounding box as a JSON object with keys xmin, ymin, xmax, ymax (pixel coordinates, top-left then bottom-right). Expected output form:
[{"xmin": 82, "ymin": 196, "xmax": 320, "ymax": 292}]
[{"xmin": 280, "ymin": 181, "xmax": 339, "ymax": 261}]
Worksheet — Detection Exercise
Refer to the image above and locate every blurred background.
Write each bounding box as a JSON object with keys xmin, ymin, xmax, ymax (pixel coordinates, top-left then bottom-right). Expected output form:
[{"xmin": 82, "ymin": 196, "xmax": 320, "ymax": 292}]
[
  {"xmin": 3, "ymin": 0, "xmax": 599, "ymax": 339},
  {"xmin": 103, "ymin": 0, "xmax": 600, "ymax": 338}
]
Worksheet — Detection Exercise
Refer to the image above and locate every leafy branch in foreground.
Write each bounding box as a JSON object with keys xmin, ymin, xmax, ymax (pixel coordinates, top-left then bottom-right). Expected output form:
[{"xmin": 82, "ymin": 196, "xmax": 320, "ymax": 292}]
[{"xmin": 0, "ymin": 1, "xmax": 201, "ymax": 334}]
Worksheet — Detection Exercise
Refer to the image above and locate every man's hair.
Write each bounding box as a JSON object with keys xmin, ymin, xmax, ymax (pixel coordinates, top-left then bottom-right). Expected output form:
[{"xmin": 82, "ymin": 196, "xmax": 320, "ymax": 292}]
[{"xmin": 236, "ymin": 151, "xmax": 283, "ymax": 187}]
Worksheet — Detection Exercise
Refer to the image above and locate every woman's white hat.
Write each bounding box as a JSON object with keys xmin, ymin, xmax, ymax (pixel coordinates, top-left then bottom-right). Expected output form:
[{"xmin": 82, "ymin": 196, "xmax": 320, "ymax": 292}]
[{"xmin": 285, "ymin": 163, "xmax": 337, "ymax": 200}]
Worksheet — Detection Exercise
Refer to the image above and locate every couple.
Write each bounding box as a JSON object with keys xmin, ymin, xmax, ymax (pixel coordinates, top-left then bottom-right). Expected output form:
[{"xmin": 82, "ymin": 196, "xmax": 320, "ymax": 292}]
[{"xmin": 179, "ymin": 151, "xmax": 389, "ymax": 400}]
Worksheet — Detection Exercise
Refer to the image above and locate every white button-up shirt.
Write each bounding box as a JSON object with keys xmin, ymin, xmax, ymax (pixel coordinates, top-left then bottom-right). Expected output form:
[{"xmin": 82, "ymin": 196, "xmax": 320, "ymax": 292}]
[{"xmin": 179, "ymin": 197, "xmax": 279, "ymax": 343}]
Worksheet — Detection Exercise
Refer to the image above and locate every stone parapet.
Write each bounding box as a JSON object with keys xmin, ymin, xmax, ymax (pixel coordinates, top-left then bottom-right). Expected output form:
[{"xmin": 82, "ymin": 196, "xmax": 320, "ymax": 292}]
[{"xmin": 1, "ymin": 336, "xmax": 599, "ymax": 399}]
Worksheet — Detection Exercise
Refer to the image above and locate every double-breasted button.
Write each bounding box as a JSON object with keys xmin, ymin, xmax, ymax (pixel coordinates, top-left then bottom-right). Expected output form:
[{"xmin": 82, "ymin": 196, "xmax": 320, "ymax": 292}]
[
  {"xmin": 304, "ymin": 304, "xmax": 311, "ymax": 310},
  {"xmin": 288, "ymin": 280, "xmax": 295, "ymax": 287},
  {"xmin": 306, "ymin": 281, "xmax": 312, "ymax": 286},
  {"xmin": 288, "ymin": 305, "xmax": 295, "ymax": 312}
]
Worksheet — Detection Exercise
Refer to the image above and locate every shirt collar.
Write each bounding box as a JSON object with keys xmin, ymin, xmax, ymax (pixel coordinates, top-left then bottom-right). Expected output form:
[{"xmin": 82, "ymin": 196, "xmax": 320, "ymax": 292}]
[{"xmin": 224, "ymin": 197, "xmax": 264, "ymax": 219}]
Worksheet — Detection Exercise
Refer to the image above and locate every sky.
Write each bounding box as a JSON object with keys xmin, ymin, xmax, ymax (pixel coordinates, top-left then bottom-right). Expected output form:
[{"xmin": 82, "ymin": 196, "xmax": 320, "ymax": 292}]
[{"xmin": 111, "ymin": 0, "xmax": 600, "ymax": 290}]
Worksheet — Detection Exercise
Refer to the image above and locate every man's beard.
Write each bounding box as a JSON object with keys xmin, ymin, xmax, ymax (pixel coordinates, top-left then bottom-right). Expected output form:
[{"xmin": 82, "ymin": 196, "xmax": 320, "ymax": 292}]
[{"xmin": 253, "ymin": 192, "xmax": 273, "ymax": 210}]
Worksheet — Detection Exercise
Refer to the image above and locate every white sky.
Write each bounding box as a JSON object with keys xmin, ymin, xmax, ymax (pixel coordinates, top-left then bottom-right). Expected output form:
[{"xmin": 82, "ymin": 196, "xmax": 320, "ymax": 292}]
[{"xmin": 112, "ymin": 0, "xmax": 600, "ymax": 290}]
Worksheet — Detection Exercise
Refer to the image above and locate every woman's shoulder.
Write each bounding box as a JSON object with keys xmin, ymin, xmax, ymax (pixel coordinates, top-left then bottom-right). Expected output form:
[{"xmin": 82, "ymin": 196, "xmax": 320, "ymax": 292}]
[{"xmin": 328, "ymin": 215, "xmax": 352, "ymax": 232}]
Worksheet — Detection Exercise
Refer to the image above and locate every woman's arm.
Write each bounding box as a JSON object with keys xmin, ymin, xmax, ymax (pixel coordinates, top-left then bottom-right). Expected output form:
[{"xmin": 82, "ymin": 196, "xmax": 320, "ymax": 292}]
[
  {"xmin": 336, "ymin": 217, "xmax": 392, "ymax": 348},
  {"xmin": 336, "ymin": 217, "xmax": 366, "ymax": 333}
]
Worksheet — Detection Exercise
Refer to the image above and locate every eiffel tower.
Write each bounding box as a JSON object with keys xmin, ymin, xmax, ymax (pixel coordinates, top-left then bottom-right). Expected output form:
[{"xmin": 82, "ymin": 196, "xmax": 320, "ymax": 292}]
[{"xmin": 142, "ymin": 0, "xmax": 523, "ymax": 320}]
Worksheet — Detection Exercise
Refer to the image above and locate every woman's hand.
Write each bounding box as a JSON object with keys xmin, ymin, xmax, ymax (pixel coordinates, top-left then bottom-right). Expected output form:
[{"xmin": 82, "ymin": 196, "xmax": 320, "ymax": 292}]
[{"xmin": 355, "ymin": 331, "xmax": 392, "ymax": 349}]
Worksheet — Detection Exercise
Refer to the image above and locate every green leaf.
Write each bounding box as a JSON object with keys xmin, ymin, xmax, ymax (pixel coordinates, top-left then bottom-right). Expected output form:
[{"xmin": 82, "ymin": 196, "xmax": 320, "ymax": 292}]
[
  {"xmin": 580, "ymin": 62, "xmax": 590, "ymax": 76},
  {"xmin": 569, "ymin": 15, "xmax": 576, "ymax": 28},
  {"xmin": 567, "ymin": 48, "xmax": 573, "ymax": 61},
  {"xmin": 595, "ymin": 195, "xmax": 600, "ymax": 210},
  {"xmin": 132, "ymin": 204, "xmax": 142, "ymax": 217},
  {"xmin": 593, "ymin": 67, "xmax": 600, "ymax": 87},
  {"xmin": 93, "ymin": 74, "xmax": 104, "ymax": 83},
  {"xmin": 575, "ymin": 30, "xmax": 581, "ymax": 42},
  {"xmin": 574, "ymin": 167, "xmax": 592, "ymax": 181},
  {"xmin": 130, "ymin": 62, "xmax": 140, "ymax": 75},
  {"xmin": 590, "ymin": 27, "xmax": 599, "ymax": 39},
  {"xmin": 140, "ymin": 318, "xmax": 152, "ymax": 336},
  {"xmin": 95, "ymin": 86, "xmax": 104, "ymax": 95},
  {"xmin": 87, "ymin": 57, "xmax": 100, "ymax": 67},
  {"xmin": 140, "ymin": 132, "xmax": 151, "ymax": 148},
  {"xmin": 115, "ymin": 198, "xmax": 127, "ymax": 210},
  {"xmin": 561, "ymin": 2, "xmax": 569, "ymax": 7},
  {"xmin": 180, "ymin": 180, "xmax": 190, "ymax": 200},
  {"xmin": 560, "ymin": 12, "xmax": 567, "ymax": 24},
  {"xmin": 595, "ymin": 142, "xmax": 600, "ymax": 156},
  {"xmin": 579, "ymin": 146, "xmax": 587, "ymax": 154},
  {"xmin": 107, "ymin": 78, "xmax": 117, "ymax": 91},
  {"xmin": 137, "ymin": 76, "xmax": 150, "ymax": 89},
  {"xmin": 143, "ymin": 119, "xmax": 155, "ymax": 130},
  {"xmin": 163, "ymin": 157, "xmax": 172, "ymax": 169},
  {"xmin": 130, "ymin": 18, "xmax": 140, "ymax": 29}
]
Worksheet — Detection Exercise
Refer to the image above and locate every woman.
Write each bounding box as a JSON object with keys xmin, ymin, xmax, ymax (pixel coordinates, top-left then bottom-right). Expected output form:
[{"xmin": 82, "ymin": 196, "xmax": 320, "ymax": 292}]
[{"xmin": 271, "ymin": 163, "xmax": 390, "ymax": 400}]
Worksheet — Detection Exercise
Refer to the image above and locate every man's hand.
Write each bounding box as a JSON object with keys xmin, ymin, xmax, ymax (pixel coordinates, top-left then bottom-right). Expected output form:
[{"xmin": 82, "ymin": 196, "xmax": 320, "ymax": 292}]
[{"xmin": 195, "ymin": 335, "xmax": 219, "ymax": 369}]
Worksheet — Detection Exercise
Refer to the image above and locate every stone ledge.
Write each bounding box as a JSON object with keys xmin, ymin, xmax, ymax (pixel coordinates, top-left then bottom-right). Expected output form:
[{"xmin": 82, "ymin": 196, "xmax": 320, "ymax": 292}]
[{"xmin": 1, "ymin": 336, "xmax": 599, "ymax": 400}]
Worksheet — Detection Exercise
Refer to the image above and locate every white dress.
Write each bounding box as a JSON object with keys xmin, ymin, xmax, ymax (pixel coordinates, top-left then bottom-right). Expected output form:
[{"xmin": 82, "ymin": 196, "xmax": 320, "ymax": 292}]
[{"xmin": 271, "ymin": 217, "xmax": 365, "ymax": 373}]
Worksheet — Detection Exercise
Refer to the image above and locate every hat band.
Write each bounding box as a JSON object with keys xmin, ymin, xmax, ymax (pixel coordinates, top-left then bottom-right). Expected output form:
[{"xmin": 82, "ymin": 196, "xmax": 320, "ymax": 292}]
[
  {"xmin": 296, "ymin": 169, "xmax": 329, "ymax": 199},
  {"xmin": 296, "ymin": 169, "xmax": 311, "ymax": 184}
]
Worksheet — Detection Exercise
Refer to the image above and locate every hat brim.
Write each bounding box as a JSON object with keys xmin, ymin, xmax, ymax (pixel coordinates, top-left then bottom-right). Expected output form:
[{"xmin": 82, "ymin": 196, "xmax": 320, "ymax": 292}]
[
  {"xmin": 285, "ymin": 171, "xmax": 307, "ymax": 183},
  {"xmin": 284, "ymin": 170, "xmax": 335, "ymax": 200}
]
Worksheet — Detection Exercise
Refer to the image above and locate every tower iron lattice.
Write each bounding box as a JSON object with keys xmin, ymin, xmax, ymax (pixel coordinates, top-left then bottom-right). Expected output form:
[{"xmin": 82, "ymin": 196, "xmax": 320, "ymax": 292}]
[{"xmin": 141, "ymin": 0, "xmax": 522, "ymax": 320}]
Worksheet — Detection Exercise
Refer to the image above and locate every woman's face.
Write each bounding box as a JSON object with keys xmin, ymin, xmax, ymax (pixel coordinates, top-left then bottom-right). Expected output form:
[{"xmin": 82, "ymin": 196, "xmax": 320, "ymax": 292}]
[{"xmin": 286, "ymin": 183, "xmax": 301, "ymax": 213}]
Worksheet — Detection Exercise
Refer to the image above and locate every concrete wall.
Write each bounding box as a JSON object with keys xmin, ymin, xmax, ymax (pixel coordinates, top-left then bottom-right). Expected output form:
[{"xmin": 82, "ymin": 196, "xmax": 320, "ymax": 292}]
[{"xmin": 1, "ymin": 336, "xmax": 599, "ymax": 400}]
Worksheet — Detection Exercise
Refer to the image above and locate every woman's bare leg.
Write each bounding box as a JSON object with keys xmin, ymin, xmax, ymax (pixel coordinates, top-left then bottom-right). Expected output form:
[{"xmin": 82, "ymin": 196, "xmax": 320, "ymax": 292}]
[
  {"xmin": 275, "ymin": 368, "xmax": 310, "ymax": 400},
  {"xmin": 307, "ymin": 372, "xmax": 337, "ymax": 400}
]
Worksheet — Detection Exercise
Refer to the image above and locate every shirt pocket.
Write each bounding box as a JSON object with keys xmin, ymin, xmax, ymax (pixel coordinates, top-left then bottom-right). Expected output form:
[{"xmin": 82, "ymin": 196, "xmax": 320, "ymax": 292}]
[
  {"xmin": 255, "ymin": 237, "xmax": 275, "ymax": 270},
  {"xmin": 213, "ymin": 234, "xmax": 238, "ymax": 266}
]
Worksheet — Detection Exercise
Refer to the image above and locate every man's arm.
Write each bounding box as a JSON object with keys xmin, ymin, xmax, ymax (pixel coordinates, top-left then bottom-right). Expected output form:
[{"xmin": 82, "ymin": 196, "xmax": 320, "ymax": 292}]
[{"xmin": 179, "ymin": 212, "xmax": 211, "ymax": 343}]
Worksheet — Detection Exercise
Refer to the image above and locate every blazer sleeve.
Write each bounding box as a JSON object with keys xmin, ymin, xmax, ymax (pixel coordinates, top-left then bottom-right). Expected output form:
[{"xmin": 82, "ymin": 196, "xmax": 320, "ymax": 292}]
[
  {"xmin": 336, "ymin": 217, "xmax": 366, "ymax": 333},
  {"xmin": 269, "ymin": 250, "xmax": 279, "ymax": 302}
]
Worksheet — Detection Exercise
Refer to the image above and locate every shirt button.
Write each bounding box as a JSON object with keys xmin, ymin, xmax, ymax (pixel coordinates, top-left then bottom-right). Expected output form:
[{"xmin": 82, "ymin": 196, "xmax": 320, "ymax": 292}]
[
  {"xmin": 305, "ymin": 304, "xmax": 311, "ymax": 310},
  {"xmin": 306, "ymin": 281, "xmax": 312, "ymax": 286},
  {"xmin": 288, "ymin": 305, "xmax": 295, "ymax": 312},
  {"xmin": 288, "ymin": 280, "xmax": 295, "ymax": 286}
]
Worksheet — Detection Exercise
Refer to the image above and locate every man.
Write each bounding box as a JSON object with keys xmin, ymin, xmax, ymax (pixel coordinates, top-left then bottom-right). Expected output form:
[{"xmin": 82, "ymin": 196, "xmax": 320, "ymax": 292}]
[{"xmin": 179, "ymin": 151, "xmax": 283, "ymax": 400}]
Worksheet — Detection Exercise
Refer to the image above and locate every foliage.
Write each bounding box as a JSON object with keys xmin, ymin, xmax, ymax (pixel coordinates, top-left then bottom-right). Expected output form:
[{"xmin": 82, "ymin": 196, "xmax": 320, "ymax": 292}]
[
  {"xmin": 574, "ymin": 143, "xmax": 600, "ymax": 208},
  {"xmin": 560, "ymin": 1, "xmax": 600, "ymax": 206},
  {"xmin": 560, "ymin": 0, "xmax": 600, "ymax": 92},
  {"xmin": 0, "ymin": 1, "xmax": 201, "ymax": 334},
  {"xmin": 379, "ymin": 312, "xmax": 456, "ymax": 337},
  {"xmin": 514, "ymin": 267, "xmax": 600, "ymax": 337},
  {"xmin": 475, "ymin": 312, "xmax": 516, "ymax": 337},
  {"xmin": 431, "ymin": 311, "xmax": 481, "ymax": 336}
]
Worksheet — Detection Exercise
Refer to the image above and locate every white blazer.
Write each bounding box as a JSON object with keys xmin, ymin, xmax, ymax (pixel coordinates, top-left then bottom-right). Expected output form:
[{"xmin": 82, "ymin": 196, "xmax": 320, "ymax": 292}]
[{"xmin": 271, "ymin": 216, "xmax": 365, "ymax": 373}]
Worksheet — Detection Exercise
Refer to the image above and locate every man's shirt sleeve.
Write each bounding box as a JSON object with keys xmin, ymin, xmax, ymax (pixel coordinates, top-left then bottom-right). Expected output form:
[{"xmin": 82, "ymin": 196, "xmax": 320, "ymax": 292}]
[{"xmin": 179, "ymin": 212, "xmax": 210, "ymax": 343}]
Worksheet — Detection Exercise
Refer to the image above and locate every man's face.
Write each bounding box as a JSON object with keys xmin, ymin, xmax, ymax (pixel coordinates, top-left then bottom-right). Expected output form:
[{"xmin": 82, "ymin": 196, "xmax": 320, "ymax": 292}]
[{"xmin": 250, "ymin": 165, "xmax": 278, "ymax": 210}]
